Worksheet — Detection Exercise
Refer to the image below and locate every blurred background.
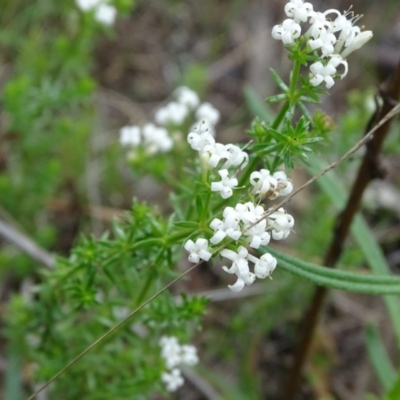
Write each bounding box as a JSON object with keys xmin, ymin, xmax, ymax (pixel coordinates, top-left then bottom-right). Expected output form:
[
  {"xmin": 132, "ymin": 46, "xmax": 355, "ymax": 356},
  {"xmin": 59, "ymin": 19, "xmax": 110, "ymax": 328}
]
[{"xmin": 1, "ymin": 0, "xmax": 400, "ymax": 398}]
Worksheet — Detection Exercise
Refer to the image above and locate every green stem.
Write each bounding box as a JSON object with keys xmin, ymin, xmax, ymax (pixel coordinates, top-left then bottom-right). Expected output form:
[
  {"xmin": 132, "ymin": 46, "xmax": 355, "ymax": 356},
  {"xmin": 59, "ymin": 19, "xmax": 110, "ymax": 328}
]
[
  {"xmin": 201, "ymin": 192, "xmax": 211, "ymax": 223},
  {"xmin": 271, "ymin": 100, "xmax": 290, "ymax": 130},
  {"xmin": 237, "ymin": 99, "xmax": 291, "ymax": 189},
  {"xmin": 289, "ymin": 59, "xmax": 301, "ymax": 99},
  {"xmin": 214, "ymin": 60, "xmax": 302, "ymax": 212},
  {"xmin": 166, "ymin": 228, "xmax": 198, "ymax": 244},
  {"xmin": 129, "ymin": 238, "xmax": 163, "ymax": 251},
  {"xmin": 135, "ymin": 268, "xmax": 156, "ymax": 306}
]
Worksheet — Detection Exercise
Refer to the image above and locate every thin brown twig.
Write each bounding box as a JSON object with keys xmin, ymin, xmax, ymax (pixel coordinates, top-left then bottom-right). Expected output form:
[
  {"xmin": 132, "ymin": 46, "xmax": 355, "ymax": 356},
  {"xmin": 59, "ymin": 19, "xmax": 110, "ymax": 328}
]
[
  {"xmin": 0, "ymin": 219, "xmax": 55, "ymax": 269},
  {"xmin": 26, "ymin": 104, "xmax": 400, "ymax": 400},
  {"xmin": 285, "ymin": 56, "xmax": 400, "ymax": 400}
]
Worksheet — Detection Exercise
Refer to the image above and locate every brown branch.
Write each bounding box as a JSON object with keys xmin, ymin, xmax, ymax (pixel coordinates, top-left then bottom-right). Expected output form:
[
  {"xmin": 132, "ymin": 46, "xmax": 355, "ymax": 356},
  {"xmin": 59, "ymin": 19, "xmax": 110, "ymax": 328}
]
[{"xmin": 284, "ymin": 55, "xmax": 400, "ymax": 400}]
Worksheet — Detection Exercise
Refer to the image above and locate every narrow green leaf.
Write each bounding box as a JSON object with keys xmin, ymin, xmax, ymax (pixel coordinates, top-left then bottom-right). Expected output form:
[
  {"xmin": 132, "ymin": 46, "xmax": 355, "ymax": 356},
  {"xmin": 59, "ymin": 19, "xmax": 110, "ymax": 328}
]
[
  {"xmin": 102, "ymin": 265, "xmax": 117, "ymax": 284},
  {"xmin": 112, "ymin": 220, "xmax": 126, "ymax": 239},
  {"xmin": 365, "ymin": 325, "xmax": 396, "ymax": 391},
  {"xmin": 268, "ymin": 247, "xmax": 400, "ymax": 294},
  {"xmin": 269, "ymin": 68, "xmax": 289, "ymax": 92},
  {"xmin": 266, "ymin": 94, "xmax": 287, "ymax": 103},
  {"xmin": 299, "ymin": 137, "xmax": 323, "ymax": 144},
  {"xmin": 299, "ymin": 95, "xmax": 320, "ymax": 104},
  {"xmin": 298, "ymin": 101, "xmax": 313, "ymax": 123},
  {"xmin": 384, "ymin": 372, "xmax": 400, "ymax": 400},
  {"xmin": 268, "ymin": 248, "xmax": 400, "ymax": 286},
  {"xmin": 4, "ymin": 345, "xmax": 23, "ymax": 400},
  {"xmin": 173, "ymin": 221, "xmax": 198, "ymax": 228},
  {"xmin": 195, "ymin": 195, "xmax": 204, "ymax": 218}
]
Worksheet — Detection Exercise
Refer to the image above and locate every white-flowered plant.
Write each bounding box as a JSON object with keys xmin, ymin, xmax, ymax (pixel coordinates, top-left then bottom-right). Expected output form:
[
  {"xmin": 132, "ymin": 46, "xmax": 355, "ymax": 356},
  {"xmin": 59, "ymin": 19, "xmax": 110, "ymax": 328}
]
[
  {"xmin": 183, "ymin": 104, "xmax": 295, "ymax": 292},
  {"xmin": 119, "ymin": 86, "xmax": 222, "ymax": 160},
  {"xmin": 119, "ymin": 123, "xmax": 173, "ymax": 154},
  {"xmin": 75, "ymin": 0, "xmax": 117, "ymax": 25},
  {"xmin": 16, "ymin": 1, "xmax": 378, "ymax": 399},
  {"xmin": 159, "ymin": 336, "xmax": 199, "ymax": 392},
  {"xmin": 272, "ymin": 1, "xmax": 372, "ymax": 89}
]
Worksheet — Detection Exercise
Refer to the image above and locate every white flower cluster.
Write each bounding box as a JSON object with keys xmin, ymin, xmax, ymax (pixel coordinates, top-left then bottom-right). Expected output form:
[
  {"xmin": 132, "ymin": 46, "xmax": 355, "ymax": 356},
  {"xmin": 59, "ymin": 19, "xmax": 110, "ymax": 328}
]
[
  {"xmin": 272, "ymin": 0, "xmax": 372, "ymax": 89},
  {"xmin": 184, "ymin": 115, "xmax": 294, "ymax": 291},
  {"xmin": 184, "ymin": 201, "xmax": 294, "ymax": 292},
  {"xmin": 155, "ymin": 87, "xmax": 220, "ymax": 130},
  {"xmin": 187, "ymin": 128, "xmax": 248, "ymax": 200},
  {"xmin": 120, "ymin": 123, "xmax": 173, "ymax": 154},
  {"xmin": 209, "ymin": 205, "xmax": 293, "ymax": 291},
  {"xmin": 210, "ymin": 203, "xmax": 293, "ymax": 247},
  {"xmin": 159, "ymin": 336, "xmax": 198, "ymax": 392},
  {"xmin": 75, "ymin": 0, "xmax": 117, "ymax": 25},
  {"xmin": 119, "ymin": 86, "xmax": 220, "ymax": 157}
]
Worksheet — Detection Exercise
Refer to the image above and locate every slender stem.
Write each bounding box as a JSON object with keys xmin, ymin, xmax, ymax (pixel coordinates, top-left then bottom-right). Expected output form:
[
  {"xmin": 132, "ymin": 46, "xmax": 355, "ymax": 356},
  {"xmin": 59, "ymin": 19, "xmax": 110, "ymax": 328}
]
[
  {"xmin": 289, "ymin": 60, "xmax": 301, "ymax": 99},
  {"xmin": 271, "ymin": 100, "xmax": 291, "ymax": 131},
  {"xmin": 238, "ymin": 61, "xmax": 301, "ymax": 189},
  {"xmin": 201, "ymin": 192, "xmax": 211, "ymax": 223},
  {"xmin": 135, "ymin": 269, "xmax": 155, "ymax": 307}
]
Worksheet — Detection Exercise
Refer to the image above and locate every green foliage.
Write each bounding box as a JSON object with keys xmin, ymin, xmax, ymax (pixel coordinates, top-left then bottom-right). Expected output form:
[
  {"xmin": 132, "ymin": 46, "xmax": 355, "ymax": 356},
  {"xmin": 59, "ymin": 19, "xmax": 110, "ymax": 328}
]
[
  {"xmin": 6, "ymin": 200, "xmax": 206, "ymax": 398},
  {"xmin": 1, "ymin": 2, "xmax": 399, "ymax": 399}
]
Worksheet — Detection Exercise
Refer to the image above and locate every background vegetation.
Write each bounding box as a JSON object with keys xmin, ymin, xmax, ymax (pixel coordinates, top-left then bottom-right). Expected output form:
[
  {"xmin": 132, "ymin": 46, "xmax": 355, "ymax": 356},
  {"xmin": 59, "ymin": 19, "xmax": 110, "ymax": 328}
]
[{"xmin": 1, "ymin": 0, "xmax": 400, "ymax": 399}]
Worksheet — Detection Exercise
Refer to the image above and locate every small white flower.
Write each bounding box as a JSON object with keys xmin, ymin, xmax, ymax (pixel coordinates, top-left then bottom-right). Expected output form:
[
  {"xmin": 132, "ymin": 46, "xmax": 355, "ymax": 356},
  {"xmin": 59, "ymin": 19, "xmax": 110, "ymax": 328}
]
[
  {"xmin": 309, "ymin": 61, "xmax": 335, "ymax": 88},
  {"xmin": 244, "ymin": 221, "xmax": 271, "ymax": 249},
  {"xmin": 308, "ymin": 30, "xmax": 337, "ymax": 57},
  {"xmin": 141, "ymin": 123, "xmax": 173, "ymax": 153},
  {"xmin": 210, "ymin": 218, "xmax": 242, "ymax": 244},
  {"xmin": 306, "ymin": 11, "xmax": 335, "ymax": 39},
  {"xmin": 273, "ymin": 171, "xmax": 293, "ymax": 196},
  {"xmin": 235, "ymin": 202, "xmax": 264, "ymax": 226},
  {"xmin": 340, "ymin": 30, "xmax": 373, "ymax": 59},
  {"xmin": 247, "ymin": 253, "xmax": 277, "ymax": 279},
  {"xmin": 75, "ymin": 0, "xmax": 101, "ymax": 11},
  {"xmin": 159, "ymin": 337, "xmax": 198, "ymax": 391},
  {"xmin": 95, "ymin": 4, "xmax": 117, "ymax": 25},
  {"xmin": 184, "ymin": 238, "xmax": 212, "ymax": 263},
  {"xmin": 175, "ymin": 87, "xmax": 200, "ymax": 109},
  {"xmin": 162, "ymin": 368, "xmax": 184, "ymax": 392},
  {"xmin": 268, "ymin": 208, "xmax": 295, "ymax": 240},
  {"xmin": 309, "ymin": 55, "xmax": 348, "ymax": 89},
  {"xmin": 155, "ymin": 101, "xmax": 189, "ymax": 126},
  {"xmin": 210, "ymin": 212, "xmax": 242, "ymax": 244},
  {"xmin": 187, "ymin": 131, "xmax": 215, "ymax": 152},
  {"xmin": 180, "ymin": 345, "xmax": 199, "ymax": 366},
  {"xmin": 220, "ymin": 246, "xmax": 256, "ymax": 292},
  {"xmin": 196, "ymin": 102, "xmax": 220, "ymax": 125},
  {"xmin": 284, "ymin": 0, "xmax": 313, "ymax": 23},
  {"xmin": 160, "ymin": 337, "xmax": 182, "ymax": 369},
  {"xmin": 222, "ymin": 144, "xmax": 249, "ymax": 170},
  {"xmin": 119, "ymin": 126, "xmax": 141, "ymax": 147},
  {"xmin": 272, "ymin": 19, "xmax": 302, "ymax": 45},
  {"xmin": 250, "ymin": 169, "xmax": 277, "ymax": 196},
  {"xmin": 202, "ymin": 143, "xmax": 231, "ymax": 169},
  {"xmin": 211, "ymin": 169, "xmax": 238, "ymax": 199},
  {"xmin": 331, "ymin": 10, "xmax": 362, "ymax": 50}
]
